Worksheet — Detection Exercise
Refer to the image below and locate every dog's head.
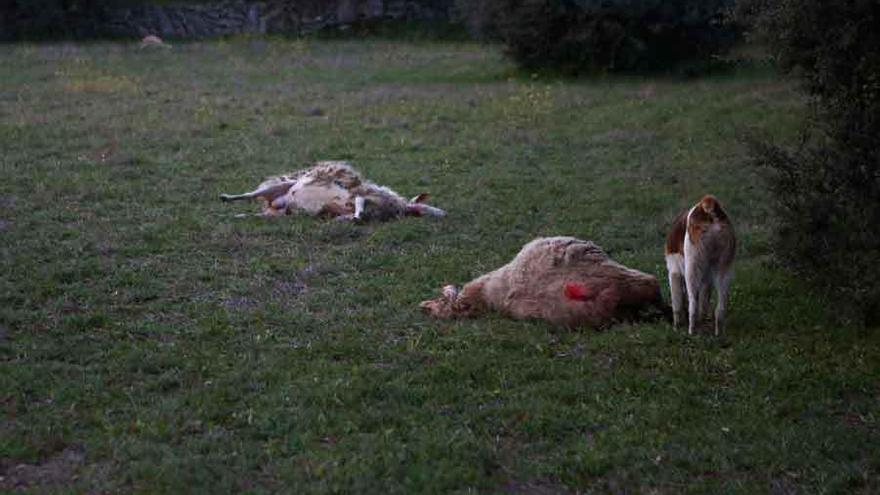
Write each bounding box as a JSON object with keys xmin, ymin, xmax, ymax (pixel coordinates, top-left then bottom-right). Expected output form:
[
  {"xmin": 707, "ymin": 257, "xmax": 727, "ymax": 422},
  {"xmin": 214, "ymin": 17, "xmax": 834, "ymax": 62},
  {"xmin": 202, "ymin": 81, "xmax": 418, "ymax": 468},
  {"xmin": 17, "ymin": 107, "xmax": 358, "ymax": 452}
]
[{"xmin": 698, "ymin": 195, "xmax": 728, "ymax": 221}]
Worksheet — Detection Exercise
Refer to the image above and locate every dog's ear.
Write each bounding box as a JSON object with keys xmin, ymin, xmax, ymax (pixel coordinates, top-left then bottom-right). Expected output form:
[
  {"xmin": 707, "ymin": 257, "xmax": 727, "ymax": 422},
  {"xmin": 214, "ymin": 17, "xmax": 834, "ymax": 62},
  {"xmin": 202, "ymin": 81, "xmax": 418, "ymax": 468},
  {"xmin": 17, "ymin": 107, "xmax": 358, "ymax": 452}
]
[{"xmin": 700, "ymin": 195, "xmax": 722, "ymax": 215}]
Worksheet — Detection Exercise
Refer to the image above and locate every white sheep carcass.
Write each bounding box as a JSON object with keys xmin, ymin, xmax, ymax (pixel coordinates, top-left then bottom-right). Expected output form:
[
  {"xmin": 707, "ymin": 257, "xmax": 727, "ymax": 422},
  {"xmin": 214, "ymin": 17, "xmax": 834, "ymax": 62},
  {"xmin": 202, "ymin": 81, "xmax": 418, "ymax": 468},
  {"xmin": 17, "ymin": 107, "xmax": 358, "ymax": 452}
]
[{"xmin": 220, "ymin": 161, "xmax": 446, "ymax": 222}]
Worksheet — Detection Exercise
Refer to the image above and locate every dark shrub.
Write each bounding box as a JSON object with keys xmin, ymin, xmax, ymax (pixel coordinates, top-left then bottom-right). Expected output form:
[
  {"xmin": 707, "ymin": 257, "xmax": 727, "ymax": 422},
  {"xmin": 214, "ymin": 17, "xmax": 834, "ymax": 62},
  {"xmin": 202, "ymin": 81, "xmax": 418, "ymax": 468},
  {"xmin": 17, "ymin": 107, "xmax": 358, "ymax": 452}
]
[
  {"xmin": 1, "ymin": 0, "xmax": 123, "ymax": 40},
  {"xmin": 454, "ymin": 0, "xmax": 500, "ymax": 39},
  {"xmin": 485, "ymin": 0, "xmax": 737, "ymax": 74},
  {"xmin": 742, "ymin": 0, "xmax": 880, "ymax": 325}
]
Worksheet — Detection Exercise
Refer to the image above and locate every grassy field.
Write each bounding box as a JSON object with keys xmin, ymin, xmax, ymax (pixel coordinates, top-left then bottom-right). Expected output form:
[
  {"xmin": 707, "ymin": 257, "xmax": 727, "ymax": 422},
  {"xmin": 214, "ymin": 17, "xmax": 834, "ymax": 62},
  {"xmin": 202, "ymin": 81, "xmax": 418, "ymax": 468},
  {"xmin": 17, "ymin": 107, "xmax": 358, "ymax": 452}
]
[{"xmin": 1, "ymin": 38, "xmax": 878, "ymax": 493}]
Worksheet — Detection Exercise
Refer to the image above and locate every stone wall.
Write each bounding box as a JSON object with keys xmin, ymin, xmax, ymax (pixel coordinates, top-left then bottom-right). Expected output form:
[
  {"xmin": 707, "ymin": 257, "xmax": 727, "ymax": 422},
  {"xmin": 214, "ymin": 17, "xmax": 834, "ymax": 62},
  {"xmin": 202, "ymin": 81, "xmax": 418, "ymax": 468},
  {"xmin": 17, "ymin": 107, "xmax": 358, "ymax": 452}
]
[{"xmin": 101, "ymin": 0, "xmax": 455, "ymax": 39}]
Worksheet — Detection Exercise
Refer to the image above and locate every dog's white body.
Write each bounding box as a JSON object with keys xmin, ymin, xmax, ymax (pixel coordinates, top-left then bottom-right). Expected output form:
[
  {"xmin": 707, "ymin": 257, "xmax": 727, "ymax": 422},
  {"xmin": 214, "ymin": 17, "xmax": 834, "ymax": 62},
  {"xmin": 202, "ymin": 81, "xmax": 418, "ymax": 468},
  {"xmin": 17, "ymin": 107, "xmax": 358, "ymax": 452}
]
[
  {"xmin": 220, "ymin": 161, "xmax": 446, "ymax": 221},
  {"xmin": 665, "ymin": 195, "xmax": 736, "ymax": 335}
]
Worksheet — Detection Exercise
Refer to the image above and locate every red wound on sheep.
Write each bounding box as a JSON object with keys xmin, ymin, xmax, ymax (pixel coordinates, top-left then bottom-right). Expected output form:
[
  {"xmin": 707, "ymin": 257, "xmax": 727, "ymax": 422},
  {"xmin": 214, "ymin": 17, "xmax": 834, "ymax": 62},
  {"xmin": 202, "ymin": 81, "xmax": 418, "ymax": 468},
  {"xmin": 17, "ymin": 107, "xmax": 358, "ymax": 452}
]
[{"xmin": 564, "ymin": 282, "xmax": 591, "ymax": 301}]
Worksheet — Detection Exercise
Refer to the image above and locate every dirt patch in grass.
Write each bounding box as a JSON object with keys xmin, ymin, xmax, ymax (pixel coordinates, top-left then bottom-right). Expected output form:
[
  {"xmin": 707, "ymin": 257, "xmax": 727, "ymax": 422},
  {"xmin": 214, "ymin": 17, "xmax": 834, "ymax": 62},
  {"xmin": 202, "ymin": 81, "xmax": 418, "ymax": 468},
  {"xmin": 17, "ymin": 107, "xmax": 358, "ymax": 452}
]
[
  {"xmin": 770, "ymin": 477, "xmax": 799, "ymax": 495},
  {"xmin": 840, "ymin": 410, "xmax": 874, "ymax": 429},
  {"xmin": 0, "ymin": 196, "xmax": 15, "ymax": 228},
  {"xmin": 222, "ymin": 295, "xmax": 259, "ymax": 311},
  {"xmin": 221, "ymin": 274, "xmax": 309, "ymax": 311},
  {"xmin": 590, "ymin": 129, "xmax": 657, "ymax": 145},
  {"xmin": 317, "ymin": 224, "xmax": 367, "ymax": 245},
  {"xmin": 635, "ymin": 83, "xmax": 658, "ymax": 99},
  {"xmin": 353, "ymin": 83, "xmax": 491, "ymax": 106},
  {"xmin": 273, "ymin": 280, "xmax": 307, "ymax": 297},
  {"xmin": 1, "ymin": 446, "xmax": 85, "ymax": 492},
  {"xmin": 87, "ymin": 141, "xmax": 119, "ymax": 163},
  {"xmin": 500, "ymin": 479, "xmax": 574, "ymax": 494},
  {"xmin": 733, "ymin": 81, "xmax": 800, "ymax": 104}
]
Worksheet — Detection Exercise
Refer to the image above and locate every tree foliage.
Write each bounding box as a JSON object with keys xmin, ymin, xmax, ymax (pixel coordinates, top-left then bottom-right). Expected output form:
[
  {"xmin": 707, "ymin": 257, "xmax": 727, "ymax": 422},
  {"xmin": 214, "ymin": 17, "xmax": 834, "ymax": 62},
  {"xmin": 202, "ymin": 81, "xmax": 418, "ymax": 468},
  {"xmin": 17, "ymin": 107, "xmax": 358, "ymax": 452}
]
[
  {"xmin": 484, "ymin": 0, "xmax": 737, "ymax": 74},
  {"xmin": 742, "ymin": 0, "xmax": 880, "ymax": 325}
]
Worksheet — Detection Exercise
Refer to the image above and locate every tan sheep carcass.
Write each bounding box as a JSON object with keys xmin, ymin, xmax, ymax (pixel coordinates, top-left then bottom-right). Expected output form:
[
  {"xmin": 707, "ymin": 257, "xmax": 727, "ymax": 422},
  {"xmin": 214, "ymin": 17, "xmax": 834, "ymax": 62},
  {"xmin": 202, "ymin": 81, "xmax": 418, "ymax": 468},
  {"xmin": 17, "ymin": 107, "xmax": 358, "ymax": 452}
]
[
  {"xmin": 220, "ymin": 161, "xmax": 446, "ymax": 221},
  {"xmin": 420, "ymin": 237, "xmax": 669, "ymax": 328}
]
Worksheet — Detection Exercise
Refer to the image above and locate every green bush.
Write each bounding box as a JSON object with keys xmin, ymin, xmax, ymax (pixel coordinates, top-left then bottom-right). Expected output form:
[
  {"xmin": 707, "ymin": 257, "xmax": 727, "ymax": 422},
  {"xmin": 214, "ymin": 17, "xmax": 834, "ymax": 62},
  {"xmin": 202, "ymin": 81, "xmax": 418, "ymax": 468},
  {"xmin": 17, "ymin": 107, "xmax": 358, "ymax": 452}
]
[
  {"xmin": 743, "ymin": 0, "xmax": 880, "ymax": 325},
  {"xmin": 485, "ymin": 0, "xmax": 737, "ymax": 74}
]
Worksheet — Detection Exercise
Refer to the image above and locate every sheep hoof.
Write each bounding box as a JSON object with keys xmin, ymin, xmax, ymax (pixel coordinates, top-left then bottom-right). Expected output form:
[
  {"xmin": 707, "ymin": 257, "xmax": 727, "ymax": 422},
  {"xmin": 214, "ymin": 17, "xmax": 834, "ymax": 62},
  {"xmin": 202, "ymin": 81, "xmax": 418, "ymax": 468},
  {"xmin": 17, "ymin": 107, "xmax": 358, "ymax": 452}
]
[{"xmin": 335, "ymin": 214, "xmax": 364, "ymax": 223}]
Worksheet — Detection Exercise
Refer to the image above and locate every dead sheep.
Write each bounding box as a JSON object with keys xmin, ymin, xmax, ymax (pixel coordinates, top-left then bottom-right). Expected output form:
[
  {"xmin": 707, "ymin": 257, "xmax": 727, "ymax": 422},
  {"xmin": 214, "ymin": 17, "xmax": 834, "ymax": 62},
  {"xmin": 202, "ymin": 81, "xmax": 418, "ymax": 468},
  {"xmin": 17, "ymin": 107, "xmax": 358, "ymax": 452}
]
[
  {"xmin": 420, "ymin": 237, "xmax": 669, "ymax": 328},
  {"xmin": 220, "ymin": 160, "xmax": 446, "ymax": 222}
]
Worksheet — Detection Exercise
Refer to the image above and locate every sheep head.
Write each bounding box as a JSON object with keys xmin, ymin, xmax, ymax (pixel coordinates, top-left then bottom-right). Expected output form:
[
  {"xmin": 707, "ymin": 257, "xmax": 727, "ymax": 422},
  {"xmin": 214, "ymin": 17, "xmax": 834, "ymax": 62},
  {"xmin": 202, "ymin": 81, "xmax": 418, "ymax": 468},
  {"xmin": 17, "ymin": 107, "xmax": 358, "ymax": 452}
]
[
  {"xmin": 420, "ymin": 283, "xmax": 486, "ymax": 318},
  {"xmin": 419, "ymin": 285, "xmax": 459, "ymax": 318}
]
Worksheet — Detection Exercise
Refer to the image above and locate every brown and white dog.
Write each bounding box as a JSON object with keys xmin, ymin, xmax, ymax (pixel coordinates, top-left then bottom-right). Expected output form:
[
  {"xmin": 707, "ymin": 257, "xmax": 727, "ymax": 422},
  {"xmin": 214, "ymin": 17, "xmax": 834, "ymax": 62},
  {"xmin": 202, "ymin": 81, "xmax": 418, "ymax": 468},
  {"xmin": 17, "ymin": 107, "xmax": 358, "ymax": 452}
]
[
  {"xmin": 220, "ymin": 161, "xmax": 446, "ymax": 221},
  {"xmin": 665, "ymin": 195, "xmax": 736, "ymax": 335}
]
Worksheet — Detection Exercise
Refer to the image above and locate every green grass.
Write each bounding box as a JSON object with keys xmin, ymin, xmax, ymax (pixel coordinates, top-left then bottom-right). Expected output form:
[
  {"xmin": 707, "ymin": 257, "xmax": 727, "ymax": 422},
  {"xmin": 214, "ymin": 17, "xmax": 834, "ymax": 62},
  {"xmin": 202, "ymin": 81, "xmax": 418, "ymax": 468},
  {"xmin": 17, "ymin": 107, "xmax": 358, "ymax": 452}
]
[{"xmin": 1, "ymin": 39, "xmax": 878, "ymax": 493}]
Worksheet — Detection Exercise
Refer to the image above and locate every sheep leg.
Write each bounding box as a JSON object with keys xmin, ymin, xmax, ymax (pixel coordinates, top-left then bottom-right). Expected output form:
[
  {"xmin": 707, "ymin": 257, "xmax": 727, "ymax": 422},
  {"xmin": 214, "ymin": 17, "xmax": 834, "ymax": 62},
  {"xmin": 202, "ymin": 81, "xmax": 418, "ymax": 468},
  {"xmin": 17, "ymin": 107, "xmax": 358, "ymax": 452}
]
[
  {"xmin": 233, "ymin": 207, "xmax": 288, "ymax": 219},
  {"xmin": 332, "ymin": 196, "xmax": 366, "ymax": 222},
  {"xmin": 220, "ymin": 181, "xmax": 295, "ymax": 202},
  {"xmin": 415, "ymin": 204, "xmax": 447, "ymax": 217},
  {"xmin": 353, "ymin": 196, "xmax": 366, "ymax": 220}
]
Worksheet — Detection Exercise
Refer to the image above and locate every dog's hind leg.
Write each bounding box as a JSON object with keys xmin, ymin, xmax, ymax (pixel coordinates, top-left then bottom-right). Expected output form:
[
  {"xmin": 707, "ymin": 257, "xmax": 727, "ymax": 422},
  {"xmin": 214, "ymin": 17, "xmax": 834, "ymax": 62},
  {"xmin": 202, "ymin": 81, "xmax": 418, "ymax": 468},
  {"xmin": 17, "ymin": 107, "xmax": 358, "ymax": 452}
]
[
  {"xmin": 699, "ymin": 283, "xmax": 712, "ymax": 323},
  {"xmin": 665, "ymin": 254, "xmax": 686, "ymax": 329},
  {"xmin": 684, "ymin": 258, "xmax": 707, "ymax": 336},
  {"xmin": 713, "ymin": 269, "xmax": 733, "ymax": 336}
]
